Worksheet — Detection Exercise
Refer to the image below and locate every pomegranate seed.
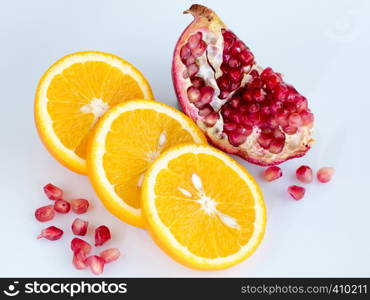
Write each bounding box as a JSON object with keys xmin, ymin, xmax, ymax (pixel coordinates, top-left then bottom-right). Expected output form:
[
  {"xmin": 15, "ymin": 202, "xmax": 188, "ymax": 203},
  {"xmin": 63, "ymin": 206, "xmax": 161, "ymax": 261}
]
[
  {"xmin": 228, "ymin": 56, "xmax": 241, "ymax": 68},
  {"xmin": 37, "ymin": 226, "xmax": 63, "ymax": 241},
  {"xmin": 223, "ymin": 36, "xmax": 234, "ymax": 51},
  {"xmin": 185, "ymin": 56, "xmax": 196, "ymax": 66},
  {"xmin": 199, "ymin": 86, "xmax": 214, "ymax": 106},
  {"xmin": 300, "ymin": 110, "xmax": 314, "ymax": 126},
  {"xmin": 191, "ymin": 40, "xmax": 207, "ymax": 57},
  {"xmin": 260, "ymin": 67, "xmax": 274, "ymax": 82},
  {"xmin": 54, "ymin": 199, "xmax": 71, "ymax": 214},
  {"xmin": 288, "ymin": 185, "xmax": 306, "ymax": 200},
  {"xmin": 223, "ymin": 122, "xmax": 236, "ymax": 132},
  {"xmin": 295, "ymin": 97, "xmax": 308, "ymax": 112},
  {"xmin": 95, "ymin": 225, "xmax": 111, "ymax": 246},
  {"xmin": 204, "ymin": 112, "xmax": 219, "ymax": 127},
  {"xmin": 239, "ymin": 49, "xmax": 254, "ymax": 66},
  {"xmin": 71, "ymin": 218, "xmax": 88, "ymax": 236},
  {"xmin": 188, "ymin": 32, "xmax": 202, "ymax": 49},
  {"xmin": 283, "ymin": 126, "xmax": 298, "ymax": 135},
  {"xmin": 229, "ymin": 69, "xmax": 242, "ymax": 82},
  {"xmin": 257, "ymin": 133, "xmax": 273, "ymax": 149},
  {"xmin": 265, "ymin": 73, "xmax": 281, "ymax": 90},
  {"xmin": 73, "ymin": 249, "xmax": 87, "ymax": 270},
  {"xmin": 180, "ymin": 44, "xmax": 191, "ymax": 62},
  {"xmin": 263, "ymin": 166, "xmax": 282, "ymax": 182},
  {"xmin": 242, "ymin": 89, "xmax": 253, "ymax": 101},
  {"xmin": 71, "ymin": 198, "xmax": 89, "ymax": 214},
  {"xmin": 248, "ymin": 103, "xmax": 260, "ymax": 113},
  {"xmin": 187, "ymin": 86, "xmax": 201, "ymax": 103},
  {"xmin": 296, "ymin": 165, "xmax": 313, "ymax": 183},
  {"xmin": 35, "ymin": 205, "xmax": 55, "ymax": 222},
  {"xmin": 289, "ymin": 113, "xmax": 302, "ymax": 127},
  {"xmin": 191, "ymin": 77, "xmax": 205, "ymax": 88},
  {"xmin": 217, "ymin": 75, "xmax": 230, "ymax": 91},
  {"xmin": 100, "ymin": 248, "xmax": 121, "ymax": 263},
  {"xmin": 71, "ymin": 237, "xmax": 92, "ymax": 255},
  {"xmin": 317, "ymin": 167, "xmax": 335, "ymax": 183},
  {"xmin": 230, "ymin": 97, "xmax": 241, "ymax": 108},
  {"xmin": 273, "ymin": 85, "xmax": 289, "ymax": 101},
  {"xmin": 85, "ymin": 255, "xmax": 105, "ymax": 275},
  {"xmin": 187, "ymin": 63, "xmax": 199, "ymax": 78},
  {"xmin": 198, "ymin": 105, "xmax": 213, "ymax": 117},
  {"xmin": 269, "ymin": 139, "xmax": 284, "ymax": 154},
  {"xmin": 43, "ymin": 183, "xmax": 63, "ymax": 201}
]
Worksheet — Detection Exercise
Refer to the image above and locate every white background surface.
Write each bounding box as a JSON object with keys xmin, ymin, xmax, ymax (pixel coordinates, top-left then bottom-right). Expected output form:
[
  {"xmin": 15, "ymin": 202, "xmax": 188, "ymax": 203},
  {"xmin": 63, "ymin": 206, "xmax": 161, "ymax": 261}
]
[{"xmin": 1, "ymin": 0, "xmax": 369, "ymax": 277}]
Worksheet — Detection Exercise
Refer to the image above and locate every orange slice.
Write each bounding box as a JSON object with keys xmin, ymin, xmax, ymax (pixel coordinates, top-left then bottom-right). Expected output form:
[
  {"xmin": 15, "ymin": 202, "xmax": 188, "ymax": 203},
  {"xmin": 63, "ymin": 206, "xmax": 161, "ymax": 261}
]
[
  {"xmin": 87, "ymin": 100, "xmax": 207, "ymax": 228},
  {"xmin": 142, "ymin": 144, "xmax": 266, "ymax": 270},
  {"xmin": 34, "ymin": 51, "xmax": 154, "ymax": 174}
]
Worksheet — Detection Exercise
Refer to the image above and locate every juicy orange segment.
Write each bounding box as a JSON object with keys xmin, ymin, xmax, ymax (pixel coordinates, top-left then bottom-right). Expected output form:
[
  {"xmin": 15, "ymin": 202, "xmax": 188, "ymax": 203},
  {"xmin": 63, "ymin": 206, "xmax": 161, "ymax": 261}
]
[
  {"xmin": 142, "ymin": 144, "xmax": 266, "ymax": 270},
  {"xmin": 35, "ymin": 51, "xmax": 154, "ymax": 174},
  {"xmin": 87, "ymin": 100, "xmax": 207, "ymax": 228}
]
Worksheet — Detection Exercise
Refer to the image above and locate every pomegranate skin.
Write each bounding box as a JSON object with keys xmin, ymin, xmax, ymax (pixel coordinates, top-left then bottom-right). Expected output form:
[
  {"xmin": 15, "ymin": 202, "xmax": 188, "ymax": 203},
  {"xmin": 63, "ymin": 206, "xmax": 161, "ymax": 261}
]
[{"xmin": 172, "ymin": 5, "xmax": 314, "ymax": 166}]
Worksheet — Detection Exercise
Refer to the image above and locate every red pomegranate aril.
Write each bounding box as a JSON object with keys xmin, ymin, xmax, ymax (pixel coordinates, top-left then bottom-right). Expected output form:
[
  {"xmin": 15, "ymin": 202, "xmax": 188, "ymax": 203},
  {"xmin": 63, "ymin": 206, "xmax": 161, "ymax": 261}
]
[
  {"xmin": 54, "ymin": 199, "xmax": 71, "ymax": 214},
  {"xmin": 277, "ymin": 111, "xmax": 289, "ymax": 127},
  {"xmin": 289, "ymin": 113, "xmax": 302, "ymax": 127},
  {"xmin": 258, "ymin": 133, "xmax": 273, "ymax": 149},
  {"xmin": 95, "ymin": 225, "xmax": 111, "ymax": 246},
  {"xmin": 222, "ymin": 107, "xmax": 232, "ymax": 119},
  {"xmin": 223, "ymin": 122, "xmax": 237, "ymax": 132},
  {"xmin": 223, "ymin": 36, "xmax": 234, "ymax": 51},
  {"xmin": 229, "ymin": 111, "xmax": 242, "ymax": 123},
  {"xmin": 180, "ymin": 44, "xmax": 191, "ymax": 62},
  {"xmin": 229, "ymin": 69, "xmax": 242, "ymax": 82},
  {"xmin": 204, "ymin": 112, "xmax": 219, "ymax": 127},
  {"xmin": 273, "ymin": 85, "xmax": 289, "ymax": 101},
  {"xmin": 263, "ymin": 166, "xmax": 282, "ymax": 182},
  {"xmin": 273, "ymin": 128, "xmax": 285, "ymax": 140},
  {"xmin": 188, "ymin": 32, "xmax": 202, "ymax": 49},
  {"xmin": 71, "ymin": 238, "xmax": 92, "ymax": 255},
  {"xmin": 265, "ymin": 73, "xmax": 281, "ymax": 90},
  {"xmin": 35, "ymin": 205, "xmax": 55, "ymax": 222},
  {"xmin": 317, "ymin": 167, "xmax": 335, "ymax": 183},
  {"xmin": 239, "ymin": 49, "xmax": 254, "ymax": 66},
  {"xmin": 73, "ymin": 249, "xmax": 87, "ymax": 270},
  {"xmin": 228, "ymin": 132, "xmax": 247, "ymax": 147},
  {"xmin": 248, "ymin": 103, "xmax": 260, "ymax": 113},
  {"xmin": 260, "ymin": 67, "xmax": 274, "ymax": 82},
  {"xmin": 185, "ymin": 56, "xmax": 196, "ymax": 66},
  {"xmin": 187, "ymin": 63, "xmax": 199, "ymax": 78},
  {"xmin": 283, "ymin": 126, "xmax": 298, "ymax": 135},
  {"xmin": 300, "ymin": 110, "xmax": 314, "ymax": 126},
  {"xmin": 295, "ymin": 97, "xmax": 308, "ymax": 112},
  {"xmin": 85, "ymin": 255, "xmax": 105, "ymax": 275},
  {"xmin": 37, "ymin": 226, "xmax": 63, "ymax": 241},
  {"xmin": 260, "ymin": 104, "xmax": 271, "ymax": 115},
  {"xmin": 71, "ymin": 198, "xmax": 89, "ymax": 214},
  {"xmin": 288, "ymin": 185, "xmax": 306, "ymax": 200},
  {"xmin": 269, "ymin": 139, "xmax": 284, "ymax": 154},
  {"xmin": 228, "ymin": 56, "xmax": 241, "ymax": 68},
  {"xmin": 191, "ymin": 76, "xmax": 205, "ymax": 88},
  {"xmin": 217, "ymin": 75, "xmax": 230, "ymax": 91},
  {"xmin": 242, "ymin": 89, "xmax": 253, "ymax": 101},
  {"xmin": 296, "ymin": 165, "xmax": 313, "ymax": 184},
  {"xmin": 220, "ymin": 62, "xmax": 229, "ymax": 73},
  {"xmin": 230, "ymin": 96, "xmax": 241, "ymax": 108},
  {"xmin": 249, "ymin": 78, "xmax": 263, "ymax": 89},
  {"xmin": 100, "ymin": 248, "xmax": 121, "ymax": 263},
  {"xmin": 198, "ymin": 105, "xmax": 212, "ymax": 117},
  {"xmin": 191, "ymin": 40, "xmax": 207, "ymax": 57},
  {"xmin": 187, "ymin": 86, "xmax": 201, "ymax": 103},
  {"xmin": 43, "ymin": 183, "xmax": 63, "ymax": 201},
  {"xmin": 72, "ymin": 218, "xmax": 88, "ymax": 236},
  {"xmin": 200, "ymin": 86, "xmax": 214, "ymax": 103}
]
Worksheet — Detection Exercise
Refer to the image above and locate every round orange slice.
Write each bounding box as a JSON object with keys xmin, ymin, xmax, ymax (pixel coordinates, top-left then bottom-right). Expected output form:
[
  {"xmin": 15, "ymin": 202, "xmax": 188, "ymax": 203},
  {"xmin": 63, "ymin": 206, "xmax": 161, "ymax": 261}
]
[
  {"xmin": 87, "ymin": 100, "xmax": 207, "ymax": 228},
  {"xmin": 142, "ymin": 144, "xmax": 266, "ymax": 270},
  {"xmin": 34, "ymin": 51, "xmax": 154, "ymax": 174}
]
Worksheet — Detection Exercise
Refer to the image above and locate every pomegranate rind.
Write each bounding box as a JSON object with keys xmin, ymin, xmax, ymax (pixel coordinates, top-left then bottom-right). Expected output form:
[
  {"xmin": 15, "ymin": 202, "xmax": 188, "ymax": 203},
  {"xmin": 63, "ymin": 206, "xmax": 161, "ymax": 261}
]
[{"xmin": 172, "ymin": 5, "xmax": 314, "ymax": 166}]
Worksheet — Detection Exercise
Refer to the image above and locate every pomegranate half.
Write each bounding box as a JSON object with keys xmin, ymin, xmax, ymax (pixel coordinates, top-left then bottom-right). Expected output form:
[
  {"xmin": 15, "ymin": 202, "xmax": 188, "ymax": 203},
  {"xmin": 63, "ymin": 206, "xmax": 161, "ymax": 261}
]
[{"xmin": 172, "ymin": 4, "xmax": 314, "ymax": 165}]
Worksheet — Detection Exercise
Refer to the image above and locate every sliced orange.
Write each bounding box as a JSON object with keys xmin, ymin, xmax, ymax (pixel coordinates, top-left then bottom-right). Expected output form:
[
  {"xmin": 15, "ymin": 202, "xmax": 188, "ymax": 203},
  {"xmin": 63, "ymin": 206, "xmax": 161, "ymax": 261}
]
[
  {"xmin": 142, "ymin": 144, "xmax": 266, "ymax": 270},
  {"xmin": 87, "ymin": 100, "xmax": 207, "ymax": 228},
  {"xmin": 34, "ymin": 51, "xmax": 154, "ymax": 174}
]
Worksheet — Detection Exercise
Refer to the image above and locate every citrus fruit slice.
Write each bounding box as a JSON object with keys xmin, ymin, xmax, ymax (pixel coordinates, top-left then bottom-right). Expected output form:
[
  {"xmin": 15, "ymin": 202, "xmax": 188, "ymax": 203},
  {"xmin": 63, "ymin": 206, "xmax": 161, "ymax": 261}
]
[
  {"xmin": 142, "ymin": 144, "xmax": 266, "ymax": 270},
  {"xmin": 35, "ymin": 51, "xmax": 154, "ymax": 174},
  {"xmin": 87, "ymin": 100, "xmax": 207, "ymax": 228}
]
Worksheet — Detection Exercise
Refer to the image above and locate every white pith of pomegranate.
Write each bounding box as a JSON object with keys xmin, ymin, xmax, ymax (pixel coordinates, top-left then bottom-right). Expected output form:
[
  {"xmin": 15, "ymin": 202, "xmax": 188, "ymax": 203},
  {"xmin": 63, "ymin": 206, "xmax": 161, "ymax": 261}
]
[{"xmin": 172, "ymin": 4, "xmax": 314, "ymax": 166}]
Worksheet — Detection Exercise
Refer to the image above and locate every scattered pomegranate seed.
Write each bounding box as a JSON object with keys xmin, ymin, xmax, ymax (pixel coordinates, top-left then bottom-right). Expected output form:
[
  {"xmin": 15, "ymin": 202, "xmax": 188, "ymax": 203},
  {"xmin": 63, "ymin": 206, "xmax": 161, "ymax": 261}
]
[
  {"xmin": 95, "ymin": 225, "xmax": 111, "ymax": 246},
  {"xmin": 71, "ymin": 218, "xmax": 88, "ymax": 236},
  {"xmin": 71, "ymin": 198, "xmax": 89, "ymax": 214},
  {"xmin": 296, "ymin": 165, "xmax": 313, "ymax": 184},
  {"xmin": 317, "ymin": 167, "xmax": 335, "ymax": 183},
  {"xmin": 288, "ymin": 185, "xmax": 306, "ymax": 200},
  {"xmin": 85, "ymin": 255, "xmax": 105, "ymax": 275},
  {"xmin": 71, "ymin": 237, "xmax": 92, "ymax": 255},
  {"xmin": 263, "ymin": 166, "xmax": 282, "ymax": 182},
  {"xmin": 37, "ymin": 226, "xmax": 63, "ymax": 241},
  {"xmin": 100, "ymin": 248, "xmax": 120, "ymax": 263},
  {"xmin": 35, "ymin": 205, "xmax": 55, "ymax": 222},
  {"xmin": 72, "ymin": 248, "xmax": 87, "ymax": 270},
  {"xmin": 43, "ymin": 183, "xmax": 63, "ymax": 201},
  {"xmin": 54, "ymin": 199, "xmax": 71, "ymax": 214}
]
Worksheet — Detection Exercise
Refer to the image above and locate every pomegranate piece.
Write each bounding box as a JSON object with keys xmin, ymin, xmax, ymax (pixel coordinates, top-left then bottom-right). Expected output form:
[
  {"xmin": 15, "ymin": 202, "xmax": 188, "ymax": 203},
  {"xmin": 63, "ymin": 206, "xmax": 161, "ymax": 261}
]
[
  {"xmin": 73, "ymin": 248, "xmax": 87, "ymax": 270},
  {"xmin": 172, "ymin": 5, "xmax": 314, "ymax": 166},
  {"xmin": 43, "ymin": 183, "xmax": 63, "ymax": 201},
  {"xmin": 85, "ymin": 255, "xmax": 105, "ymax": 275},
  {"xmin": 95, "ymin": 225, "xmax": 111, "ymax": 246},
  {"xmin": 100, "ymin": 248, "xmax": 120, "ymax": 263},
  {"xmin": 263, "ymin": 166, "xmax": 282, "ymax": 182},
  {"xmin": 71, "ymin": 237, "xmax": 92, "ymax": 255},
  {"xmin": 71, "ymin": 218, "xmax": 88, "ymax": 236},
  {"xmin": 54, "ymin": 199, "xmax": 71, "ymax": 214},
  {"xmin": 288, "ymin": 185, "xmax": 306, "ymax": 200},
  {"xmin": 71, "ymin": 198, "xmax": 89, "ymax": 214},
  {"xmin": 317, "ymin": 167, "xmax": 335, "ymax": 183},
  {"xmin": 296, "ymin": 165, "xmax": 313, "ymax": 184},
  {"xmin": 35, "ymin": 205, "xmax": 55, "ymax": 222},
  {"xmin": 37, "ymin": 226, "xmax": 63, "ymax": 241}
]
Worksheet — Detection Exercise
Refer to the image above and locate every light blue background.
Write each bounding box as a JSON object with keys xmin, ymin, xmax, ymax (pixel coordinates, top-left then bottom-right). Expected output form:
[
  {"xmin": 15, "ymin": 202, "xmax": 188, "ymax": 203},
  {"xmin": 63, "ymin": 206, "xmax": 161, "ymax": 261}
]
[{"xmin": 1, "ymin": 0, "xmax": 369, "ymax": 277}]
